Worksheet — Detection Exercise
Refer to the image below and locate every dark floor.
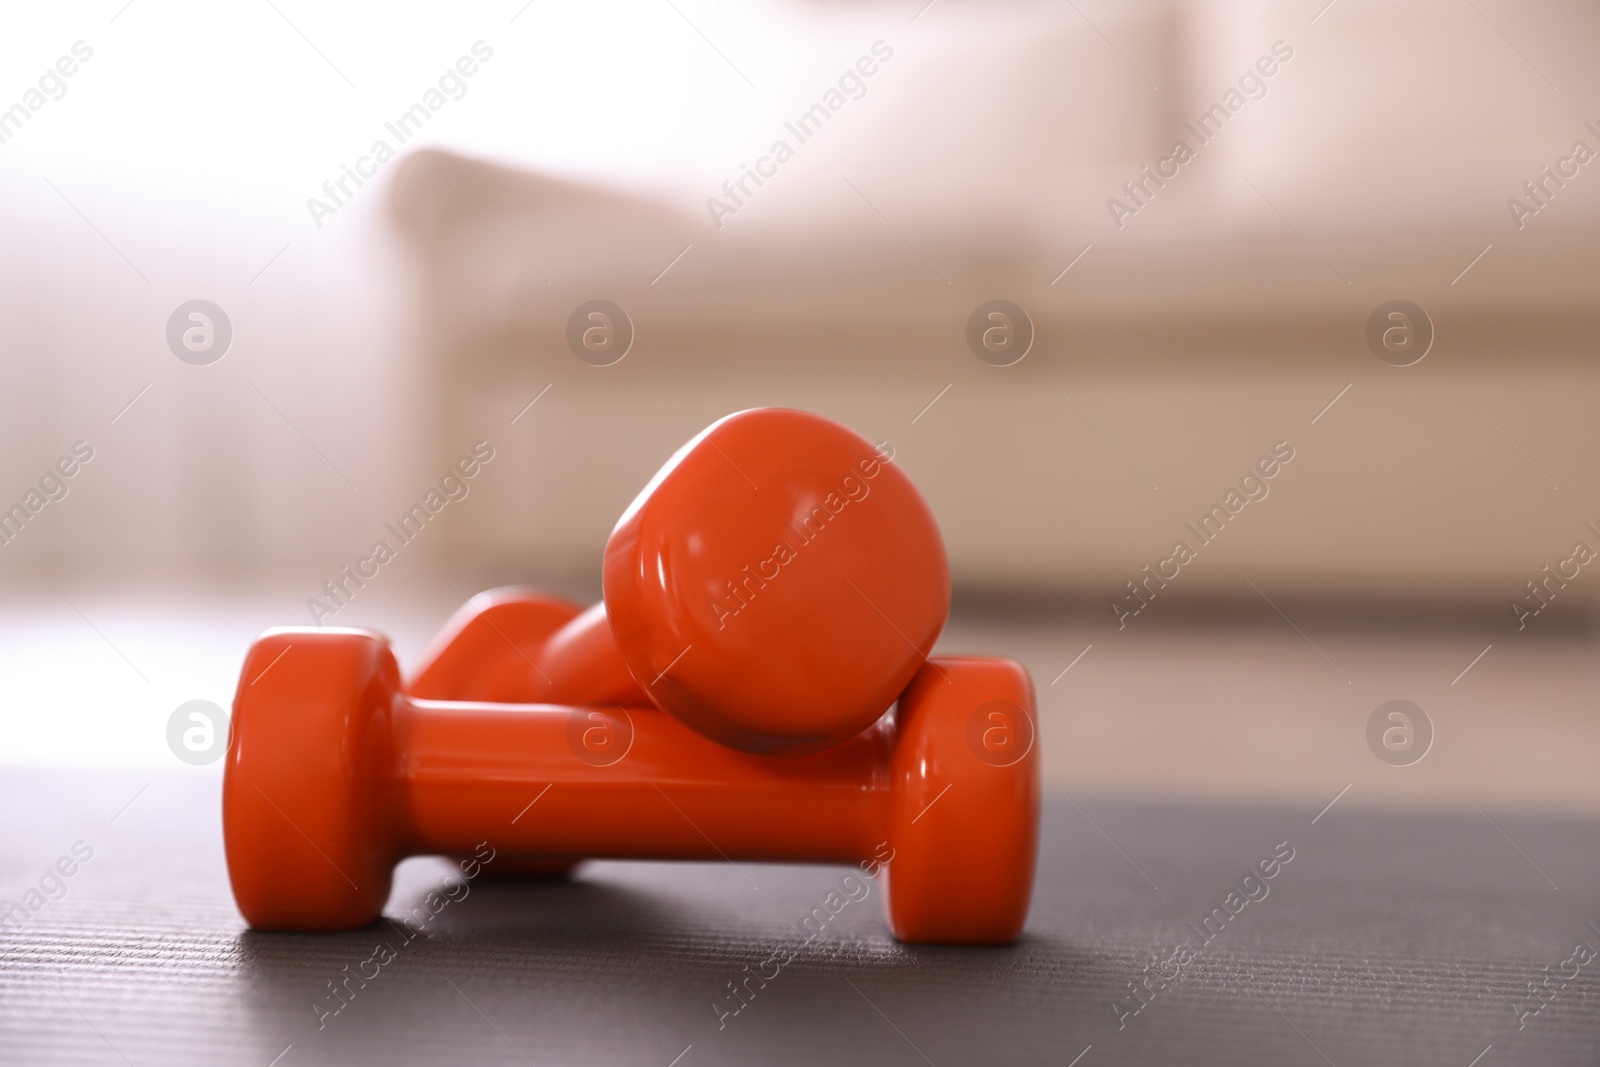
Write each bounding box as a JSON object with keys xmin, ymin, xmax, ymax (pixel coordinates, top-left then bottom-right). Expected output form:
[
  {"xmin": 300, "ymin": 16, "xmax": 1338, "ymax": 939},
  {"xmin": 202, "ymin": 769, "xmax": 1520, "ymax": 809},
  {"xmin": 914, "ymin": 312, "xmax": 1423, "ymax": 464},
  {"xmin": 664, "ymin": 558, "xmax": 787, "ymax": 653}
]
[{"xmin": 1, "ymin": 769, "xmax": 1597, "ymax": 1066}]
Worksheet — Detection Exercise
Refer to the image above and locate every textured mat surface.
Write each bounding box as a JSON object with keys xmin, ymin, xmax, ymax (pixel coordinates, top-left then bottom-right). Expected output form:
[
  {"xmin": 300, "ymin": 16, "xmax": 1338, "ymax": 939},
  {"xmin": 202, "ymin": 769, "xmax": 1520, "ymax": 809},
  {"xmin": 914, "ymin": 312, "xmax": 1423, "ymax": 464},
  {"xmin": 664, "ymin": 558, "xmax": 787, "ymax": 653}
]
[{"xmin": 1, "ymin": 768, "xmax": 1597, "ymax": 1066}]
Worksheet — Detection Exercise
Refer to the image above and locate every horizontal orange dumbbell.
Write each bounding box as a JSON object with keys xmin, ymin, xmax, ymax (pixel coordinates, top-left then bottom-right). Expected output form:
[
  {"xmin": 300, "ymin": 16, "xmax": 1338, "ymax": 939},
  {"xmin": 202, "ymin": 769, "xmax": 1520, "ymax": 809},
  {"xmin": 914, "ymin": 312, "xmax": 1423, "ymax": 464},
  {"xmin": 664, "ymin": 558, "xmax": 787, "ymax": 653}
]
[{"xmin": 223, "ymin": 628, "xmax": 1039, "ymax": 945}]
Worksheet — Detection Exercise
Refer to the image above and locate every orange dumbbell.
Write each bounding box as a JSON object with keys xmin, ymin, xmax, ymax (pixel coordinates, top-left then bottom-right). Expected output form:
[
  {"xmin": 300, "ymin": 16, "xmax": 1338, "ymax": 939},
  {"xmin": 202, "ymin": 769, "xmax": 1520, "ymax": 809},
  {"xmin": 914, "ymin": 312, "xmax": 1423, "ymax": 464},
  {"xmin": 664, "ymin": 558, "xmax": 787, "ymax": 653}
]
[
  {"xmin": 223, "ymin": 628, "xmax": 1038, "ymax": 944},
  {"xmin": 407, "ymin": 586, "xmax": 645, "ymax": 705},
  {"xmin": 410, "ymin": 407, "xmax": 950, "ymax": 756},
  {"xmin": 403, "ymin": 593, "xmax": 598, "ymax": 880}
]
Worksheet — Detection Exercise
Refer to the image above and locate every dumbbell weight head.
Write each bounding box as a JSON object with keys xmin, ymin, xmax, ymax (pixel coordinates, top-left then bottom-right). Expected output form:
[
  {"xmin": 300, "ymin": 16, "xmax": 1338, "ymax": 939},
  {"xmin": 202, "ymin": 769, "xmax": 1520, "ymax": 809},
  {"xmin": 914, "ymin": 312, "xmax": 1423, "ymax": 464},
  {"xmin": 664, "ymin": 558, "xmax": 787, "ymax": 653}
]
[
  {"xmin": 407, "ymin": 587, "xmax": 580, "ymax": 702},
  {"xmin": 884, "ymin": 657, "xmax": 1038, "ymax": 943},
  {"xmin": 224, "ymin": 629, "xmax": 1036, "ymax": 943},
  {"xmin": 223, "ymin": 628, "xmax": 397, "ymax": 930},
  {"xmin": 407, "ymin": 587, "xmax": 646, "ymax": 707},
  {"xmin": 605, "ymin": 408, "xmax": 950, "ymax": 755}
]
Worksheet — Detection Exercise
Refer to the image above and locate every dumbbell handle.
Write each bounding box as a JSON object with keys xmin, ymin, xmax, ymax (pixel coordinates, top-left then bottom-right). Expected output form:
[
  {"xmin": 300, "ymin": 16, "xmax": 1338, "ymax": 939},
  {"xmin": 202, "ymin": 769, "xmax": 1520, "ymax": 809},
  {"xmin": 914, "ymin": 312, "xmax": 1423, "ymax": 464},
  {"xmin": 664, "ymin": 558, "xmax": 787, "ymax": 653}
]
[{"xmin": 388, "ymin": 697, "xmax": 892, "ymax": 864}]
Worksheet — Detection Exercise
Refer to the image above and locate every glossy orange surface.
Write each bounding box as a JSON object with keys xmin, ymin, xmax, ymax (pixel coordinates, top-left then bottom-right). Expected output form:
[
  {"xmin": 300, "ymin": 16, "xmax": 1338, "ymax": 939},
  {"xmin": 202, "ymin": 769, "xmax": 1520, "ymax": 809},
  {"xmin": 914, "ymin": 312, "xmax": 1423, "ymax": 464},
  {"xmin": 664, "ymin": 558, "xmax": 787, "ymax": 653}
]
[
  {"xmin": 605, "ymin": 408, "xmax": 951, "ymax": 754},
  {"xmin": 408, "ymin": 409, "xmax": 950, "ymax": 756},
  {"xmin": 408, "ymin": 587, "xmax": 646, "ymax": 706},
  {"xmin": 223, "ymin": 629, "xmax": 1036, "ymax": 944}
]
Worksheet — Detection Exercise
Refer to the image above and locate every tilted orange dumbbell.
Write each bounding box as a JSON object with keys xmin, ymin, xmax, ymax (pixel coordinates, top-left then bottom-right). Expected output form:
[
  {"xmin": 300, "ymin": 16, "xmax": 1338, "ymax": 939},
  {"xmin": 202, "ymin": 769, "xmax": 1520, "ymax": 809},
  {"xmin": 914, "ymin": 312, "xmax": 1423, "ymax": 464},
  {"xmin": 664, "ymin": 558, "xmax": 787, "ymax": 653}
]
[{"xmin": 411, "ymin": 407, "xmax": 950, "ymax": 756}]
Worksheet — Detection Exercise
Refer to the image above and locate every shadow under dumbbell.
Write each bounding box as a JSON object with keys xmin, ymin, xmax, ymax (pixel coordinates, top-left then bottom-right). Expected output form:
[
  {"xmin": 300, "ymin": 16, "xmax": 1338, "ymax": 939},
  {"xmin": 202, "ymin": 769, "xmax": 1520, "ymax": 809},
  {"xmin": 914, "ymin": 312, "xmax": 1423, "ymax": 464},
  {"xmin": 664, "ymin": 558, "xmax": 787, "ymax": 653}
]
[
  {"xmin": 415, "ymin": 858, "xmax": 1105, "ymax": 974},
  {"xmin": 409, "ymin": 864, "xmax": 687, "ymax": 941}
]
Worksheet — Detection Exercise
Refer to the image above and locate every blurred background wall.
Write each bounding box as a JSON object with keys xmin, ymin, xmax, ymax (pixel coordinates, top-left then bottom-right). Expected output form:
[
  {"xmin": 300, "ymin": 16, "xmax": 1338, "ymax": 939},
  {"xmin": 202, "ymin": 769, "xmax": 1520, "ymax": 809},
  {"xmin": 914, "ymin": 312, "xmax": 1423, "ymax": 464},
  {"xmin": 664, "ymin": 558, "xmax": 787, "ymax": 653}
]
[
  {"xmin": 4, "ymin": 0, "xmax": 1597, "ymax": 626},
  {"xmin": 3, "ymin": 0, "xmax": 1600, "ymax": 809}
]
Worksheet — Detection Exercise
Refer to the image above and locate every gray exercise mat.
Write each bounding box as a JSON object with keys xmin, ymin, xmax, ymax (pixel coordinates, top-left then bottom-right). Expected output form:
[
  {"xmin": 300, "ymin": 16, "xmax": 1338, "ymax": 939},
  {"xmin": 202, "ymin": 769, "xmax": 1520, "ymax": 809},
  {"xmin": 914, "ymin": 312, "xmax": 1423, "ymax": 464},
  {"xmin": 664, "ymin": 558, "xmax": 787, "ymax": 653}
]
[{"xmin": 1, "ymin": 769, "xmax": 1595, "ymax": 1065}]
